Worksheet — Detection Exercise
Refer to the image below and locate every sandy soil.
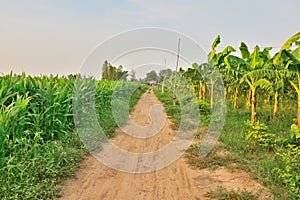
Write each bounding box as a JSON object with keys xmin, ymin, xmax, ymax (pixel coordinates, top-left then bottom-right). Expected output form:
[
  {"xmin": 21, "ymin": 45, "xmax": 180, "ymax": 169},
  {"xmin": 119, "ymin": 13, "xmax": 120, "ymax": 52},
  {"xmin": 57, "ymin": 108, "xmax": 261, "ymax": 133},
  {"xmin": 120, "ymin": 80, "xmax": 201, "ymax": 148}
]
[{"xmin": 59, "ymin": 89, "xmax": 269, "ymax": 200}]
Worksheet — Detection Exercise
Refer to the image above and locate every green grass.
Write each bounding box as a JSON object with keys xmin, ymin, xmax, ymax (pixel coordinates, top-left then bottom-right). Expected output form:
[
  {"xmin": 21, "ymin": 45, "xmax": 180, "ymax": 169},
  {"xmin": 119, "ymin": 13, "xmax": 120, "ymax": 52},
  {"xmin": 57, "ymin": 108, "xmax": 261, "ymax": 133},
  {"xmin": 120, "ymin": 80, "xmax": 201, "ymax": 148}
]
[
  {"xmin": 153, "ymin": 87, "xmax": 211, "ymax": 129},
  {"xmin": 203, "ymin": 186, "xmax": 261, "ymax": 200},
  {"xmin": 186, "ymin": 143, "xmax": 239, "ymax": 170},
  {"xmin": 153, "ymin": 88, "xmax": 182, "ymax": 129},
  {"xmin": 129, "ymin": 84, "xmax": 149, "ymax": 112}
]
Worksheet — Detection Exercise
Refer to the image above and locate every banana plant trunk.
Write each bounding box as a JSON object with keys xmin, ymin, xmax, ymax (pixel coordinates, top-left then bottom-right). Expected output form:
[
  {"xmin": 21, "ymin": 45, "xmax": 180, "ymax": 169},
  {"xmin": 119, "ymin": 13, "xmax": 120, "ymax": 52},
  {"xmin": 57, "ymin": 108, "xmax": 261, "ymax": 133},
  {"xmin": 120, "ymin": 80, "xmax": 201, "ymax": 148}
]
[
  {"xmin": 199, "ymin": 90, "xmax": 203, "ymax": 100},
  {"xmin": 202, "ymin": 85, "xmax": 206, "ymax": 101},
  {"xmin": 199, "ymin": 83, "xmax": 203, "ymax": 100},
  {"xmin": 298, "ymin": 94, "xmax": 300, "ymax": 130},
  {"xmin": 297, "ymin": 73, "xmax": 300, "ymax": 130},
  {"xmin": 247, "ymin": 89, "xmax": 252, "ymax": 109},
  {"xmin": 251, "ymin": 87, "xmax": 256, "ymax": 124},
  {"xmin": 289, "ymin": 77, "xmax": 300, "ymax": 130},
  {"xmin": 273, "ymin": 91, "xmax": 279, "ymax": 117},
  {"xmin": 210, "ymin": 80, "xmax": 214, "ymax": 111},
  {"xmin": 233, "ymin": 87, "xmax": 239, "ymax": 109}
]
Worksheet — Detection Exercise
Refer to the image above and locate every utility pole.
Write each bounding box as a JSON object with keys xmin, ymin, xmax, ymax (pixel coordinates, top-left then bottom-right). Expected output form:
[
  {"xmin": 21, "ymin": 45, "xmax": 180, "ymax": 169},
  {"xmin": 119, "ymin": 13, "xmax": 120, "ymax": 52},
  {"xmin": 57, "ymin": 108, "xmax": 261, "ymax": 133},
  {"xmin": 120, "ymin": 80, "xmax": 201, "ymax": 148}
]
[{"xmin": 173, "ymin": 38, "xmax": 181, "ymax": 106}]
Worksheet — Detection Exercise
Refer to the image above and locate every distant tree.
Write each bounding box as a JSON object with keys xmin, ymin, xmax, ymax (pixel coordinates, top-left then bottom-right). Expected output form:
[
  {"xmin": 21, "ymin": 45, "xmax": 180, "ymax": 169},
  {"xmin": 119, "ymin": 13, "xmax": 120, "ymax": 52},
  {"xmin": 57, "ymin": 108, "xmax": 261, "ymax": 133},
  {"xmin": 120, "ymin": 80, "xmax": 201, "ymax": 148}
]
[
  {"xmin": 118, "ymin": 65, "xmax": 129, "ymax": 80},
  {"xmin": 158, "ymin": 68, "xmax": 173, "ymax": 82},
  {"xmin": 101, "ymin": 61, "xmax": 128, "ymax": 80},
  {"xmin": 102, "ymin": 60, "xmax": 109, "ymax": 79},
  {"xmin": 144, "ymin": 70, "xmax": 158, "ymax": 82}
]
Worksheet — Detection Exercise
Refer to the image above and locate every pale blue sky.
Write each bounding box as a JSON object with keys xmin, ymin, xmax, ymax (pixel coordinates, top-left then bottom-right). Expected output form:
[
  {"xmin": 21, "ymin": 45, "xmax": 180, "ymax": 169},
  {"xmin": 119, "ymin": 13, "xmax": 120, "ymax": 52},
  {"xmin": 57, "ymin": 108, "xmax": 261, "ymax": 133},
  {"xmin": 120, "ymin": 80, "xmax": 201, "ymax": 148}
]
[{"xmin": 0, "ymin": 0, "xmax": 299, "ymax": 76}]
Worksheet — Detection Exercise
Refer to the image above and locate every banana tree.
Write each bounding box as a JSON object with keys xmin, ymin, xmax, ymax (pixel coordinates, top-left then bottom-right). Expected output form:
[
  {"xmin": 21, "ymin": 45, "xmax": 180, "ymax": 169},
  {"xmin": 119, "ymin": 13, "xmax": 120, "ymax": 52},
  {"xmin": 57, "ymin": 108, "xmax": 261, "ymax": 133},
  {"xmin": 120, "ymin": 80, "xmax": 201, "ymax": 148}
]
[
  {"xmin": 253, "ymin": 69, "xmax": 286, "ymax": 117},
  {"xmin": 222, "ymin": 55, "xmax": 249, "ymax": 108},
  {"xmin": 182, "ymin": 67, "xmax": 197, "ymax": 95},
  {"xmin": 263, "ymin": 59, "xmax": 288, "ymax": 117},
  {"xmin": 208, "ymin": 35, "xmax": 235, "ymax": 109},
  {"xmin": 193, "ymin": 63, "xmax": 207, "ymax": 100},
  {"xmin": 241, "ymin": 68, "xmax": 281, "ymax": 123},
  {"xmin": 237, "ymin": 43, "xmax": 274, "ymax": 123},
  {"xmin": 275, "ymin": 32, "xmax": 300, "ymax": 129},
  {"xmin": 182, "ymin": 63, "xmax": 208, "ymax": 101},
  {"xmin": 256, "ymin": 45, "xmax": 287, "ymax": 117},
  {"xmin": 238, "ymin": 43, "xmax": 273, "ymax": 109}
]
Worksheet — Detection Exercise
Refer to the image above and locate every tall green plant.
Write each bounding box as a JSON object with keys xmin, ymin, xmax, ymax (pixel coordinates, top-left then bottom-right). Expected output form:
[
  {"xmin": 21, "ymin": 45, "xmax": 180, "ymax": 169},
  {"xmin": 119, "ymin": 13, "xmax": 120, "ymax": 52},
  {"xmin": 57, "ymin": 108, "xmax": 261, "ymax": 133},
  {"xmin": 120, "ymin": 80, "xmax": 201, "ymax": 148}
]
[
  {"xmin": 222, "ymin": 54, "xmax": 248, "ymax": 108},
  {"xmin": 274, "ymin": 32, "xmax": 300, "ymax": 129},
  {"xmin": 208, "ymin": 35, "xmax": 235, "ymax": 110}
]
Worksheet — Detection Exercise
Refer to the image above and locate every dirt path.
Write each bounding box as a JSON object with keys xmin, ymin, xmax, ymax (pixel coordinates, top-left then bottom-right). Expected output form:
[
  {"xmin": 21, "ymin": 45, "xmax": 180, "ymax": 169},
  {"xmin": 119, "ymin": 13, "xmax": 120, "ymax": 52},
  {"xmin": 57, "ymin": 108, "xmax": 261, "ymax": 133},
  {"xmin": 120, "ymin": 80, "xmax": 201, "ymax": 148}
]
[{"xmin": 59, "ymin": 89, "xmax": 268, "ymax": 200}]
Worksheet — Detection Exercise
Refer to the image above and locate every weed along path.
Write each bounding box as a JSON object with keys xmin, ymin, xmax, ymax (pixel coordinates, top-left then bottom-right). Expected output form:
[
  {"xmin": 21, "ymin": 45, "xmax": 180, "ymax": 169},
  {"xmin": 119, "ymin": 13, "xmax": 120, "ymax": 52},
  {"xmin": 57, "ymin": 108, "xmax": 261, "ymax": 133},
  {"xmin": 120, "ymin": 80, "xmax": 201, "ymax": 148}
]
[{"xmin": 59, "ymin": 89, "xmax": 269, "ymax": 200}]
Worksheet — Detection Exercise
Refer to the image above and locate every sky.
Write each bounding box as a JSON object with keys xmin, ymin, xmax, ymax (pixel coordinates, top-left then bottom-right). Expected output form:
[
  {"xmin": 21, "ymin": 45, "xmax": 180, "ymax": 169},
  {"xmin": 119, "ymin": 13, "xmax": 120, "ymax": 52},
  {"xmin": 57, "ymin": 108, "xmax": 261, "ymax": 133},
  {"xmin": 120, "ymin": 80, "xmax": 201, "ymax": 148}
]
[{"xmin": 0, "ymin": 0, "xmax": 299, "ymax": 77}]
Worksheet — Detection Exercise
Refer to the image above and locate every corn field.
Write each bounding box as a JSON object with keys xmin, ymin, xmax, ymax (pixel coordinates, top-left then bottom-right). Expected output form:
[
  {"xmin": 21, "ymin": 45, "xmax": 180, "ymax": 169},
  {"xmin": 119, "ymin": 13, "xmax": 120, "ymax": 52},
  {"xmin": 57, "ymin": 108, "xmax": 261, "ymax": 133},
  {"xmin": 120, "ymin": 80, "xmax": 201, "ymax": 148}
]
[{"xmin": 0, "ymin": 72, "xmax": 147, "ymax": 199}]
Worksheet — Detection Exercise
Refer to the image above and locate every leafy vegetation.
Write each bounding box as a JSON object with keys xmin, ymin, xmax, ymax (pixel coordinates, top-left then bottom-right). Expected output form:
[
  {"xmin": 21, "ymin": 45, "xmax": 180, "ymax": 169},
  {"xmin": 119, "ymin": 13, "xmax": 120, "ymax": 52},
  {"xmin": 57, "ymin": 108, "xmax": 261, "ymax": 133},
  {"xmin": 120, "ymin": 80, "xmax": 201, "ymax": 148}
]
[
  {"xmin": 0, "ymin": 73, "xmax": 147, "ymax": 199},
  {"xmin": 1, "ymin": 31, "xmax": 300, "ymax": 199},
  {"xmin": 153, "ymin": 88, "xmax": 181, "ymax": 129},
  {"xmin": 156, "ymin": 32, "xmax": 300, "ymax": 199},
  {"xmin": 219, "ymin": 106, "xmax": 297, "ymax": 199},
  {"xmin": 274, "ymin": 145, "xmax": 300, "ymax": 197},
  {"xmin": 245, "ymin": 121, "xmax": 276, "ymax": 150}
]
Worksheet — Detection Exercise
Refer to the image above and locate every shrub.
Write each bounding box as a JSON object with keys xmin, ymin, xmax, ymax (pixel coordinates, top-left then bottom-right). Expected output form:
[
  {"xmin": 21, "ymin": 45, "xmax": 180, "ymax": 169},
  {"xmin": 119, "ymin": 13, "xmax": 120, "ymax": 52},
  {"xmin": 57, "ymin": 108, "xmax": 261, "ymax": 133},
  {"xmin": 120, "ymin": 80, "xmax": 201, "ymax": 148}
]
[
  {"xmin": 290, "ymin": 123, "xmax": 300, "ymax": 144},
  {"xmin": 245, "ymin": 121, "xmax": 275, "ymax": 150},
  {"xmin": 273, "ymin": 144, "xmax": 300, "ymax": 198}
]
